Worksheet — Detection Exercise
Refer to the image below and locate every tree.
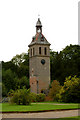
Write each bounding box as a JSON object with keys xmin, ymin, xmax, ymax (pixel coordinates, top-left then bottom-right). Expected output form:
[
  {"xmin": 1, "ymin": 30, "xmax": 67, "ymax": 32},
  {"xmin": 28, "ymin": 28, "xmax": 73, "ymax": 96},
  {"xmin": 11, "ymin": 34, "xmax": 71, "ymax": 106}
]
[
  {"xmin": 14, "ymin": 76, "xmax": 29, "ymax": 89},
  {"xmin": 2, "ymin": 69, "xmax": 16, "ymax": 92},
  {"xmin": 2, "ymin": 83, "xmax": 8, "ymax": 97},
  {"xmin": 61, "ymin": 44, "xmax": 80, "ymax": 77},
  {"xmin": 50, "ymin": 50, "xmax": 58, "ymax": 82},
  {"xmin": 2, "ymin": 52, "xmax": 29, "ymax": 96},
  {"xmin": 50, "ymin": 45, "xmax": 80, "ymax": 85},
  {"xmin": 9, "ymin": 88, "xmax": 31, "ymax": 105},
  {"xmin": 11, "ymin": 53, "xmax": 29, "ymax": 78},
  {"xmin": 57, "ymin": 76, "xmax": 80, "ymax": 103},
  {"xmin": 2, "ymin": 61, "xmax": 18, "ymax": 74},
  {"xmin": 11, "ymin": 53, "xmax": 25, "ymax": 66},
  {"xmin": 49, "ymin": 80, "xmax": 61, "ymax": 101}
]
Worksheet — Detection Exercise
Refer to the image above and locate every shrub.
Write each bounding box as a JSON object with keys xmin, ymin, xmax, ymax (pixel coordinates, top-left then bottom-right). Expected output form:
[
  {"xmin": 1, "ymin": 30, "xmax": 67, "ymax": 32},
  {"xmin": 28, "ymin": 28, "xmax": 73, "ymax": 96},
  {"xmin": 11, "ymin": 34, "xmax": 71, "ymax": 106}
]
[
  {"xmin": 57, "ymin": 76, "xmax": 80, "ymax": 103},
  {"xmin": 49, "ymin": 80, "xmax": 61, "ymax": 101},
  {"xmin": 36, "ymin": 93, "xmax": 45, "ymax": 102},
  {"xmin": 45, "ymin": 96, "xmax": 53, "ymax": 102},
  {"xmin": 30, "ymin": 93, "xmax": 46, "ymax": 102},
  {"xmin": 9, "ymin": 88, "xmax": 31, "ymax": 105},
  {"xmin": 8, "ymin": 89, "xmax": 14, "ymax": 97},
  {"xmin": 30, "ymin": 93, "xmax": 37, "ymax": 102},
  {"xmin": 41, "ymin": 89, "xmax": 49, "ymax": 96}
]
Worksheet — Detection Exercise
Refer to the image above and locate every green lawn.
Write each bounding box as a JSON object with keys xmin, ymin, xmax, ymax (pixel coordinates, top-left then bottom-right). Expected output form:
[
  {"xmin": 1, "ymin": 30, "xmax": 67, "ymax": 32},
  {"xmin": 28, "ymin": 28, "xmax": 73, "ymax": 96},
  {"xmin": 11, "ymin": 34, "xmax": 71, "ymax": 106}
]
[{"xmin": 0, "ymin": 103, "xmax": 79, "ymax": 112}]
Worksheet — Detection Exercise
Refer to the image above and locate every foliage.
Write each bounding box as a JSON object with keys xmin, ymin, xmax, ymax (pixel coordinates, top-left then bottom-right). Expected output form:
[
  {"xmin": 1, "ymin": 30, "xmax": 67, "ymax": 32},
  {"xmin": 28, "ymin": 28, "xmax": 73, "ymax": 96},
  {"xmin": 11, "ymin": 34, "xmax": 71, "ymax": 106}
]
[
  {"xmin": 41, "ymin": 89, "xmax": 49, "ymax": 96},
  {"xmin": 2, "ymin": 53, "xmax": 29, "ymax": 97},
  {"xmin": 36, "ymin": 93, "xmax": 46, "ymax": 102},
  {"xmin": 9, "ymin": 88, "xmax": 31, "ymax": 105},
  {"xmin": 14, "ymin": 76, "xmax": 29, "ymax": 89},
  {"xmin": 11, "ymin": 53, "xmax": 29, "ymax": 78},
  {"xmin": 2, "ymin": 61, "xmax": 18, "ymax": 74},
  {"xmin": 2, "ymin": 83, "xmax": 7, "ymax": 97},
  {"xmin": 2, "ymin": 69, "xmax": 16, "ymax": 92},
  {"xmin": 8, "ymin": 89, "xmax": 14, "ymax": 97},
  {"xmin": 49, "ymin": 80, "xmax": 61, "ymax": 101},
  {"xmin": 30, "ymin": 93, "xmax": 37, "ymax": 102},
  {"xmin": 57, "ymin": 76, "xmax": 80, "ymax": 103},
  {"xmin": 2, "ymin": 68, "xmax": 29, "ymax": 96},
  {"xmin": 30, "ymin": 93, "xmax": 46, "ymax": 102},
  {"xmin": 50, "ymin": 50, "xmax": 58, "ymax": 82},
  {"xmin": 50, "ymin": 45, "xmax": 80, "ymax": 85}
]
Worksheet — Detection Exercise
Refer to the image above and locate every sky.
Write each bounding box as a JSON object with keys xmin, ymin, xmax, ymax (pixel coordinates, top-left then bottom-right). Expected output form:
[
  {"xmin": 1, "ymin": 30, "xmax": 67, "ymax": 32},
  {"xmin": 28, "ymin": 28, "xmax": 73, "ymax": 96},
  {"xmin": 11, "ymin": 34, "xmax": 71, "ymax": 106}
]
[{"xmin": 0, "ymin": 0, "xmax": 79, "ymax": 62}]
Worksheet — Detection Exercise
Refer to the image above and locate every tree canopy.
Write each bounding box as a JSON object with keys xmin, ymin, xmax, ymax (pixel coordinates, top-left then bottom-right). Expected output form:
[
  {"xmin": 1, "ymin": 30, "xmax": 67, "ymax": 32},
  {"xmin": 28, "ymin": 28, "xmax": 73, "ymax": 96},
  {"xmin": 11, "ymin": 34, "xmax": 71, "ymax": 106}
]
[
  {"xmin": 57, "ymin": 76, "xmax": 80, "ymax": 103},
  {"xmin": 50, "ymin": 44, "xmax": 80, "ymax": 85}
]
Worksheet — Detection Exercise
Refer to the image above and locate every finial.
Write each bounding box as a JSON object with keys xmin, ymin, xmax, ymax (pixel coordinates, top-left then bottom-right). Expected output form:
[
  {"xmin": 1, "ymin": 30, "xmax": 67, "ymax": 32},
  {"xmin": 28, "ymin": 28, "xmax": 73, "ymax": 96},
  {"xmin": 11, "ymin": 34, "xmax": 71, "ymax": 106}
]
[
  {"xmin": 38, "ymin": 14, "xmax": 41, "ymax": 21},
  {"xmin": 36, "ymin": 15, "xmax": 42, "ymax": 27}
]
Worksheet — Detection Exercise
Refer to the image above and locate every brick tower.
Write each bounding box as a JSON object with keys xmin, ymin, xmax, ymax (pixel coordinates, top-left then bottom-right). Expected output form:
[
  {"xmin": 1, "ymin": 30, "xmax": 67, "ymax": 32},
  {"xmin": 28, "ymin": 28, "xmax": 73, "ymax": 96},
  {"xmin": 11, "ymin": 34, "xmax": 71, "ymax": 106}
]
[{"xmin": 28, "ymin": 18, "xmax": 50, "ymax": 94}]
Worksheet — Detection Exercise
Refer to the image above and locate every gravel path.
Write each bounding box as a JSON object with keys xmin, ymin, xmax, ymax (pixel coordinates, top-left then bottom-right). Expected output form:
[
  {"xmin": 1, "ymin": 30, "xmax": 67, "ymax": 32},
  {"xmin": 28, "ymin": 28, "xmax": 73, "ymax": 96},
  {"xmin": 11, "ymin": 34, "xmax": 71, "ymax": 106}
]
[{"xmin": 2, "ymin": 109, "xmax": 79, "ymax": 119}]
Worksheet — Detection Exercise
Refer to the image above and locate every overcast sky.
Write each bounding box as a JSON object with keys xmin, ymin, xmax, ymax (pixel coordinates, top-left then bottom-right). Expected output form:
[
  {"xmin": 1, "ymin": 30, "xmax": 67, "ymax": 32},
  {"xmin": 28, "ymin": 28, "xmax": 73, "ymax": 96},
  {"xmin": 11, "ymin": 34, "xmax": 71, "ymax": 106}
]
[{"xmin": 0, "ymin": 0, "xmax": 79, "ymax": 62}]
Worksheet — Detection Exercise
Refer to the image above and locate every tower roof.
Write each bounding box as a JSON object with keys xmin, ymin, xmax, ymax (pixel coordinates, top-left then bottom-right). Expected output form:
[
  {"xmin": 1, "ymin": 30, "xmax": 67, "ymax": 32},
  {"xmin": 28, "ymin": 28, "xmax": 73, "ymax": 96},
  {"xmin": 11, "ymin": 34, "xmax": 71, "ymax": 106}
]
[
  {"xmin": 28, "ymin": 18, "xmax": 50, "ymax": 47},
  {"xmin": 28, "ymin": 32, "xmax": 50, "ymax": 47},
  {"xmin": 36, "ymin": 18, "xmax": 42, "ymax": 27}
]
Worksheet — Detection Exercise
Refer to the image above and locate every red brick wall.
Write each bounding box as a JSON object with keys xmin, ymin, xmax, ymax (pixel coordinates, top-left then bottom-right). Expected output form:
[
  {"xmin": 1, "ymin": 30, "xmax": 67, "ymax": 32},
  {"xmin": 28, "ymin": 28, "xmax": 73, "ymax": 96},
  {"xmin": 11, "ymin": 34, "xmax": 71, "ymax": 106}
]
[
  {"xmin": 30, "ymin": 76, "xmax": 49, "ymax": 94},
  {"xmin": 38, "ymin": 80, "xmax": 49, "ymax": 93},
  {"xmin": 30, "ymin": 76, "xmax": 37, "ymax": 94}
]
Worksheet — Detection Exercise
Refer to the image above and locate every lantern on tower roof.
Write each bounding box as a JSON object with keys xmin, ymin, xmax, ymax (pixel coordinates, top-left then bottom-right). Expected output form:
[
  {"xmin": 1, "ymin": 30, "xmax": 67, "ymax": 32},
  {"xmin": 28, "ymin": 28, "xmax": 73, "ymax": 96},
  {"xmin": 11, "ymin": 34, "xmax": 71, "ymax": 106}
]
[{"xmin": 36, "ymin": 18, "xmax": 42, "ymax": 27}]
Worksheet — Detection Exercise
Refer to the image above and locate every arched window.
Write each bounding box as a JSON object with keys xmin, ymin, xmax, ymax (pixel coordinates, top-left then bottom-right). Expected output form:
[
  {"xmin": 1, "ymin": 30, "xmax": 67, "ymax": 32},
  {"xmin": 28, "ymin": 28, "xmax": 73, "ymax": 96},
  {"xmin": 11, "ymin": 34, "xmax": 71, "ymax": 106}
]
[
  {"xmin": 44, "ymin": 47, "xmax": 47, "ymax": 55},
  {"xmin": 33, "ymin": 48, "xmax": 35, "ymax": 56},
  {"xmin": 31, "ymin": 48, "xmax": 32, "ymax": 56},
  {"xmin": 39, "ymin": 47, "xmax": 41, "ymax": 54}
]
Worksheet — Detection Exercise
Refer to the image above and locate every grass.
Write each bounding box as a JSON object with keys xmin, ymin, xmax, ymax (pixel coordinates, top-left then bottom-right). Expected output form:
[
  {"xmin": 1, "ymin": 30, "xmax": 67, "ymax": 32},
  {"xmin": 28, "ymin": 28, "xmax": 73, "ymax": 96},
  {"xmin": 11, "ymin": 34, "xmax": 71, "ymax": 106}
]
[
  {"xmin": 0, "ymin": 102, "xmax": 79, "ymax": 112},
  {"xmin": 35, "ymin": 101, "xmax": 79, "ymax": 104}
]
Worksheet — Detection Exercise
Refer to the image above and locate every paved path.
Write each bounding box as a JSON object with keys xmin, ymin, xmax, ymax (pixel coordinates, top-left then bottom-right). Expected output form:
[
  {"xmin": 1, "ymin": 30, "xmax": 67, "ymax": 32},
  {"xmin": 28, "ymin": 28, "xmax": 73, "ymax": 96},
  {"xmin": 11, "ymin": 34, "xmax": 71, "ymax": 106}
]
[
  {"xmin": 32, "ymin": 103, "xmax": 76, "ymax": 105},
  {"xmin": 0, "ymin": 114, "xmax": 2, "ymax": 120},
  {"xmin": 2, "ymin": 109, "xmax": 79, "ymax": 119}
]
